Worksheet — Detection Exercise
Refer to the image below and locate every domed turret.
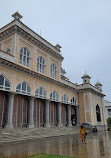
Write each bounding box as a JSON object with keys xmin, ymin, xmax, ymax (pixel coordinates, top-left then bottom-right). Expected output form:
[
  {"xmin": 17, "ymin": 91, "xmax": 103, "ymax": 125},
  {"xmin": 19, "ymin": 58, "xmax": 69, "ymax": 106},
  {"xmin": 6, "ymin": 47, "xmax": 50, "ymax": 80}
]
[
  {"xmin": 55, "ymin": 43, "xmax": 61, "ymax": 51},
  {"xmin": 95, "ymin": 80, "xmax": 102, "ymax": 90},
  {"xmin": 81, "ymin": 71, "xmax": 91, "ymax": 84}
]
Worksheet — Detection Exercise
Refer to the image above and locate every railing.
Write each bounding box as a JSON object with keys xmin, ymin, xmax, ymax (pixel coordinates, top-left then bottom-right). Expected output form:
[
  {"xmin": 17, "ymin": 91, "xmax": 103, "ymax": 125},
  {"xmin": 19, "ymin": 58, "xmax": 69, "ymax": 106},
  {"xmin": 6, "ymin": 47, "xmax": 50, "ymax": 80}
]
[
  {"xmin": 76, "ymin": 84, "xmax": 102, "ymax": 93},
  {"xmin": 61, "ymin": 78, "xmax": 102, "ymax": 95},
  {"xmin": 61, "ymin": 79, "xmax": 77, "ymax": 89}
]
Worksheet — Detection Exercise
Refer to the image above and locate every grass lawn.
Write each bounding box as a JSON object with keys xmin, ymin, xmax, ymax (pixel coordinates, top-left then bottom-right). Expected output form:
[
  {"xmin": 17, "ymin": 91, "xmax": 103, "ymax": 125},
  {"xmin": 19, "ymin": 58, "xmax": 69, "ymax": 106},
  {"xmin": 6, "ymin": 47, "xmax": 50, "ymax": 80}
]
[
  {"xmin": 0, "ymin": 154, "xmax": 78, "ymax": 158},
  {"xmin": 27, "ymin": 154, "xmax": 78, "ymax": 158}
]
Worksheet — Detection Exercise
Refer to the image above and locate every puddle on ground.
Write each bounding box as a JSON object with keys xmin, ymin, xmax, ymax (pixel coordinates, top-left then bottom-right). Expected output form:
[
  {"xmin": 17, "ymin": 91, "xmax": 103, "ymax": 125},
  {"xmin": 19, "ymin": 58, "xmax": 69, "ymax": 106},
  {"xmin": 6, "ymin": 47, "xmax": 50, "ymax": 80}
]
[{"xmin": 0, "ymin": 132, "xmax": 111, "ymax": 158}]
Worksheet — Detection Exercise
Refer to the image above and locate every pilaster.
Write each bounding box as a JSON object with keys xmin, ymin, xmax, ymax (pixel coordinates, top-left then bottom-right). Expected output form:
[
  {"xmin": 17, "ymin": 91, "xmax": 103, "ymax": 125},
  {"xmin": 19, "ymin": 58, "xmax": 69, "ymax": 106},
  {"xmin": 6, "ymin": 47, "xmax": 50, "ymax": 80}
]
[
  {"xmin": 57, "ymin": 103, "xmax": 62, "ymax": 127},
  {"xmin": 75, "ymin": 106, "xmax": 80, "ymax": 126},
  {"xmin": 67, "ymin": 104, "xmax": 72, "ymax": 127},
  {"xmin": 44, "ymin": 100, "xmax": 50, "ymax": 127},
  {"xmin": 28, "ymin": 97, "xmax": 34, "ymax": 128},
  {"xmin": 5, "ymin": 93, "xmax": 15, "ymax": 128}
]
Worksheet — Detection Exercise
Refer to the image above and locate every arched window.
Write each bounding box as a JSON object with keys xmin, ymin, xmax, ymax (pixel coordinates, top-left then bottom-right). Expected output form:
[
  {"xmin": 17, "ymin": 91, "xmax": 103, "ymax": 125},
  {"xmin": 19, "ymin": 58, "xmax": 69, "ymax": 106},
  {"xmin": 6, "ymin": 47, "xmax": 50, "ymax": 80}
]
[
  {"xmin": 50, "ymin": 63, "xmax": 57, "ymax": 78},
  {"xmin": 20, "ymin": 47, "xmax": 30, "ymax": 67},
  {"xmin": 16, "ymin": 82, "xmax": 31, "ymax": 95},
  {"xmin": 35, "ymin": 87, "xmax": 46, "ymax": 99},
  {"xmin": 75, "ymin": 100, "xmax": 77, "ymax": 105},
  {"xmin": 71, "ymin": 97, "xmax": 75, "ymax": 105},
  {"xmin": 0, "ymin": 74, "xmax": 10, "ymax": 90},
  {"xmin": 62, "ymin": 94, "xmax": 68, "ymax": 104},
  {"xmin": 37, "ymin": 56, "xmax": 45, "ymax": 73},
  {"xmin": 96, "ymin": 104, "xmax": 101, "ymax": 122},
  {"xmin": 50, "ymin": 90, "xmax": 59, "ymax": 102}
]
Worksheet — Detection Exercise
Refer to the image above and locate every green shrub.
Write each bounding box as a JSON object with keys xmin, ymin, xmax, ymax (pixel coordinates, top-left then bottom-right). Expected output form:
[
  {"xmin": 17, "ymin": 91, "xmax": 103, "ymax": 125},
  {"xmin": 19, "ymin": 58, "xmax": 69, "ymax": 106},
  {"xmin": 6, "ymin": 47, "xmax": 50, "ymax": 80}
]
[
  {"xmin": 27, "ymin": 154, "xmax": 78, "ymax": 158},
  {"xmin": 107, "ymin": 117, "xmax": 111, "ymax": 126}
]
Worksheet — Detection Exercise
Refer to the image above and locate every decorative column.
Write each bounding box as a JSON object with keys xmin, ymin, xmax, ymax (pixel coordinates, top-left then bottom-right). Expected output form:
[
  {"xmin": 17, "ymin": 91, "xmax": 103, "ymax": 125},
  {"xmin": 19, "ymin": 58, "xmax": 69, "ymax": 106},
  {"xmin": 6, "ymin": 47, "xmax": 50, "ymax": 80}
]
[
  {"xmin": 67, "ymin": 104, "xmax": 72, "ymax": 127},
  {"xmin": 75, "ymin": 106, "xmax": 79, "ymax": 126},
  {"xmin": 44, "ymin": 100, "xmax": 50, "ymax": 127},
  {"xmin": 57, "ymin": 103, "xmax": 62, "ymax": 127},
  {"xmin": 5, "ymin": 93, "xmax": 15, "ymax": 128},
  {"xmin": 28, "ymin": 97, "xmax": 34, "ymax": 128}
]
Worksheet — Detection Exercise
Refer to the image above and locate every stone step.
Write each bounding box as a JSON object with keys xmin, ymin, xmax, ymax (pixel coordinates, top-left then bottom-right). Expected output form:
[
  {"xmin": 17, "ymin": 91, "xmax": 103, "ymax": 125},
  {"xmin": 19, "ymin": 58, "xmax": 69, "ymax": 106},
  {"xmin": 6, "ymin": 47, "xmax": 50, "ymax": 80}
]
[{"xmin": 0, "ymin": 126, "xmax": 80, "ymax": 144}]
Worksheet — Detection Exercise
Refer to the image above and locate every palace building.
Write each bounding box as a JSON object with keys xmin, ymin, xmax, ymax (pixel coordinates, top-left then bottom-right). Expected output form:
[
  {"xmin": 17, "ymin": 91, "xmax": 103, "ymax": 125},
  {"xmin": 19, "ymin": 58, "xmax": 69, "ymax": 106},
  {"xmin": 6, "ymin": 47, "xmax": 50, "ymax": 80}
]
[{"xmin": 0, "ymin": 12, "xmax": 106, "ymax": 129}]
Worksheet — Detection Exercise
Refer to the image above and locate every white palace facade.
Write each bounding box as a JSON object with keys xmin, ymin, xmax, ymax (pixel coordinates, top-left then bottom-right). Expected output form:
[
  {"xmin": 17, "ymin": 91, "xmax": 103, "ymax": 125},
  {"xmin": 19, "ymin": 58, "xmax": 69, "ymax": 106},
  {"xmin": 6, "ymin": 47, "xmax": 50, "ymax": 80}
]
[{"xmin": 0, "ymin": 12, "xmax": 106, "ymax": 129}]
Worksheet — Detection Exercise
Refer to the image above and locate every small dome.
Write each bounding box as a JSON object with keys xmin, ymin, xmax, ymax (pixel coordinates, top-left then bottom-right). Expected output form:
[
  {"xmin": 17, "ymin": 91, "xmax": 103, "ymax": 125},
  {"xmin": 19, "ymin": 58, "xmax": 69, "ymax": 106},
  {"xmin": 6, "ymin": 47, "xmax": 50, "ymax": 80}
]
[
  {"xmin": 81, "ymin": 72, "xmax": 91, "ymax": 84},
  {"xmin": 95, "ymin": 81, "xmax": 102, "ymax": 86},
  {"xmin": 82, "ymin": 72, "xmax": 91, "ymax": 78},
  {"xmin": 55, "ymin": 43, "xmax": 62, "ymax": 51}
]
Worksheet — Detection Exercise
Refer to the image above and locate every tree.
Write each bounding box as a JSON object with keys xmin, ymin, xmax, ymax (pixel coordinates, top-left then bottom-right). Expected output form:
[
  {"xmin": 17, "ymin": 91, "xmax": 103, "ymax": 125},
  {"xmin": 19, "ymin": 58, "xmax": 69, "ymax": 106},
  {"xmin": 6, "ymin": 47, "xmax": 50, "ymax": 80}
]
[{"xmin": 107, "ymin": 117, "xmax": 111, "ymax": 130}]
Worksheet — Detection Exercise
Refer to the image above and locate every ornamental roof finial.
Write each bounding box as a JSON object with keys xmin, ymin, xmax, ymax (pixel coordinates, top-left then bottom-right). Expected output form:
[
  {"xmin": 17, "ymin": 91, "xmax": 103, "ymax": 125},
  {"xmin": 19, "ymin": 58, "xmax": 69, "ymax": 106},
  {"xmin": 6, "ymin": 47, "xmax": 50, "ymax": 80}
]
[
  {"xmin": 55, "ymin": 43, "xmax": 62, "ymax": 51},
  {"xmin": 12, "ymin": 11, "xmax": 23, "ymax": 20}
]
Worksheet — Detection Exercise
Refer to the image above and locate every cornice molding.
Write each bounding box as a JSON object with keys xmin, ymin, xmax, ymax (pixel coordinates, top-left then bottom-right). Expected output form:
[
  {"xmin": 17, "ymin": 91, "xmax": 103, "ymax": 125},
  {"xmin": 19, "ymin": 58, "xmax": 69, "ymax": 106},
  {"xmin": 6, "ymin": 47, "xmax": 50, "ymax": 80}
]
[
  {"xmin": 0, "ymin": 57, "xmax": 105, "ymax": 97},
  {"xmin": 0, "ymin": 56, "xmax": 105, "ymax": 97},
  {"xmin": 0, "ymin": 57, "xmax": 77, "ymax": 92},
  {"xmin": 78, "ymin": 88, "xmax": 105, "ymax": 97}
]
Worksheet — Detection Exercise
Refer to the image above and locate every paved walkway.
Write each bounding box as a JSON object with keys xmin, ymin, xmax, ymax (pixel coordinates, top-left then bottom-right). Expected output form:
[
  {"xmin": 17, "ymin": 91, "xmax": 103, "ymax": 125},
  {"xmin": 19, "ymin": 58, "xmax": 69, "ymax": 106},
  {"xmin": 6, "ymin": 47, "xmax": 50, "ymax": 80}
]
[
  {"xmin": 0, "ymin": 126, "xmax": 80, "ymax": 145},
  {"xmin": 0, "ymin": 131, "xmax": 110, "ymax": 158}
]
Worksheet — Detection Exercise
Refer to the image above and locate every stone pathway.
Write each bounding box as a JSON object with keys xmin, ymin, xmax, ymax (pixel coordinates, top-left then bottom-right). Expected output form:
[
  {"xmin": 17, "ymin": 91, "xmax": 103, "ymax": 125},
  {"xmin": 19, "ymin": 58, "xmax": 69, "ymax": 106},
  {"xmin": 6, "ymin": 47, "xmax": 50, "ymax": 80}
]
[
  {"xmin": 0, "ymin": 131, "xmax": 109, "ymax": 158},
  {"xmin": 0, "ymin": 126, "xmax": 80, "ymax": 145}
]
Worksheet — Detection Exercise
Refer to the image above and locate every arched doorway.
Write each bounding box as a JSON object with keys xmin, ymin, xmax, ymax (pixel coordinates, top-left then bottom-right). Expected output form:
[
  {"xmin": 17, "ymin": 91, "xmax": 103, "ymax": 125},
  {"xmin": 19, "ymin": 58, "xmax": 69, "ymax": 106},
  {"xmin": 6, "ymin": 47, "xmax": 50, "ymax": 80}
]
[
  {"xmin": 71, "ymin": 106, "xmax": 76, "ymax": 126},
  {"xmin": 13, "ymin": 94, "xmax": 29, "ymax": 127},
  {"xmin": 49, "ymin": 91, "xmax": 59, "ymax": 127},
  {"xmin": 34, "ymin": 98, "xmax": 45, "ymax": 127},
  {"xmin": 49, "ymin": 101, "xmax": 58, "ymax": 127},
  {"xmin": 0, "ymin": 74, "xmax": 11, "ymax": 128},
  {"xmin": 0, "ymin": 91, "xmax": 9, "ymax": 128},
  {"xmin": 96, "ymin": 104, "xmax": 101, "ymax": 122},
  {"xmin": 61, "ymin": 103, "xmax": 68, "ymax": 126}
]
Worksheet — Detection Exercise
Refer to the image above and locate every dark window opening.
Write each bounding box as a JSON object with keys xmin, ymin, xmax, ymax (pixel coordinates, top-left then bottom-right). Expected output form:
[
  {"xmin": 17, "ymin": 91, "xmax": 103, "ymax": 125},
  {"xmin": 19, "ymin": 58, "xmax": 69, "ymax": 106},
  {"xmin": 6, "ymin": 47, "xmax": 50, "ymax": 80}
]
[{"xmin": 96, "ymin": 104, "xmax": 101, "ymax": 122}]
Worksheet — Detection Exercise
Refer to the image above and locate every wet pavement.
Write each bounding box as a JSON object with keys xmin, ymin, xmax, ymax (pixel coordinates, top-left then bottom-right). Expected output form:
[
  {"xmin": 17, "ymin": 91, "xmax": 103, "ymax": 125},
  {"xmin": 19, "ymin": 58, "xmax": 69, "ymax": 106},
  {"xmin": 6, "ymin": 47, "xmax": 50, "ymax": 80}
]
[{"xmin": 0, "ymin": 131, "xmax": 111, "ymax": 158}]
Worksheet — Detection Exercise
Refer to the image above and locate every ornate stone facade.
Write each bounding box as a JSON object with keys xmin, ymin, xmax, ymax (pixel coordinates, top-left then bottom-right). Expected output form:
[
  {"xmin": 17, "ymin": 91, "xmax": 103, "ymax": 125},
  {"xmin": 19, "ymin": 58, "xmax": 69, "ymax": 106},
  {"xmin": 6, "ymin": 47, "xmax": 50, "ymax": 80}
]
[{"xmin": 0, "ymin": 12, "xmax": 106, "ymax": 129}]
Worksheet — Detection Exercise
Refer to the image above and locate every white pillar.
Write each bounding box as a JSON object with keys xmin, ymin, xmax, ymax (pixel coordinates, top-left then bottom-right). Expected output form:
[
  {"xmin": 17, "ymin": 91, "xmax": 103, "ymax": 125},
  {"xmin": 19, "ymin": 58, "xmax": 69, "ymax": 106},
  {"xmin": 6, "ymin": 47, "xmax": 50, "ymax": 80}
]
[
  {"xmin": 28, "ymin": 97, "xmax": 34, "ymax": 128},
  {"xmin": 67, "ymin": 104, "xmax": 72, "ymax": 127},
  {"xmin": 75, "ymin": 106, "xmax": 79, "ymax": 126},
  {"xmin": 57, "ymin": 103, "xmax": 62, "ymax": 127},
  {"xmin": 5, "ymin": 93, "xmax": 15, "ymax": 128},
  {"xmin": 44, "ymin": 100, "xmax": 50, "ymax": 127}
]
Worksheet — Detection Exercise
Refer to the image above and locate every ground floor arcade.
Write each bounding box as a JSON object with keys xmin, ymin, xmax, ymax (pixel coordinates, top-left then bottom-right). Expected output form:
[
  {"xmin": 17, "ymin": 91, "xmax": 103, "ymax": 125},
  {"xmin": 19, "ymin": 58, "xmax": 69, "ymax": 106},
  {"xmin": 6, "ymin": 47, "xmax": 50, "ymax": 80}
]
[{"xmin": 0, "ymin": 90, "xmax": 79, "ymax": 128}]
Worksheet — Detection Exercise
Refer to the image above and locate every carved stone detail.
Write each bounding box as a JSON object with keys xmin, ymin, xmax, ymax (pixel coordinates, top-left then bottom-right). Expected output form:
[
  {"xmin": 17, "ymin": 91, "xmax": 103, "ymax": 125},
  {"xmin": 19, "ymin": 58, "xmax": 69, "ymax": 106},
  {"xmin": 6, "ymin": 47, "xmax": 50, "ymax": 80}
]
[
  {"xmin": 0, "ymin": 26, "xmax": 63, "ymax": 61},
  {"xmin": 0, "ymin": 57, "xmax": 104, "ymax": 97},
  {"xmin": 16, "ymin": 76, "xmax": 20, "ymax": 80},
  {"xmin": 9, "ymin": 73, "xmax": 12, "ymax": 78}
]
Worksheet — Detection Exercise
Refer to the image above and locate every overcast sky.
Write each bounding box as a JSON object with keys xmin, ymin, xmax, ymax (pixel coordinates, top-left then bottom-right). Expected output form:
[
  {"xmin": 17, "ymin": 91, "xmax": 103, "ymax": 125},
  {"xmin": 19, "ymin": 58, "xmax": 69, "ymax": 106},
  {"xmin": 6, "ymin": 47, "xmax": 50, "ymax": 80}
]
[{"xmin": 0, "ymin": 0, "xmax": 111, "ymax": 101}]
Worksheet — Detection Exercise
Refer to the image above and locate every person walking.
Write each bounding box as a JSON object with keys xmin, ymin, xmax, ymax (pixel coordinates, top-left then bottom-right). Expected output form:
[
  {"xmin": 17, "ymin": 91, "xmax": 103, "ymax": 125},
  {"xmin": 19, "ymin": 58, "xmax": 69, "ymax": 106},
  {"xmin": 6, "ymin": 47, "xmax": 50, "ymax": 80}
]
[{"xmin": 80, "ymin": 125, "xmax": 86, "ymax": 143}]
